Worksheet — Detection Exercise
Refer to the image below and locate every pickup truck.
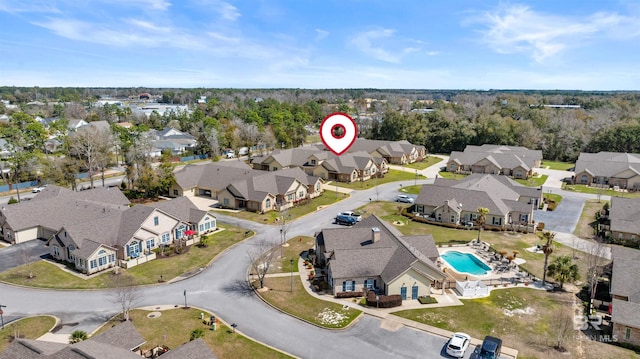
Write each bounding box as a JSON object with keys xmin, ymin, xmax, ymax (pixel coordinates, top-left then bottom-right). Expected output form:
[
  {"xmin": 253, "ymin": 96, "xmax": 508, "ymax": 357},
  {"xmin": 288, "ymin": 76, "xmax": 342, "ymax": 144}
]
[
  {"xmin": 335, "ymin": 214, "xmax": 357, "ymax": 226},
  {"xmin": 338, "ymin": 211, "xmax": 362, "ymax": 222}
]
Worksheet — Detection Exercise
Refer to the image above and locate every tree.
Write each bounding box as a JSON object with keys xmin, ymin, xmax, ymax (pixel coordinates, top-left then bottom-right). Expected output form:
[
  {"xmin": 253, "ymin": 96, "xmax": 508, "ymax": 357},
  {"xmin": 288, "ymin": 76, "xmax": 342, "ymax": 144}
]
[
  {"xmin": 108, "ymin": 275, "xmax": 143, "ymax": 321},
  {"xmin": 68, "ymin": 125, "xmax": 113, "ymax": 189},
  {"xmin": 248, "ymin": 239, "xmax": 278, "ymax": 289},
  {"xmin": 20, "ymin": 247, "xmax": 34, "ymax": 279},
  {"xmin": 475, "ymin": 207, "xmax": 489, "ymax": 243},
  {"xmin": 551, "ymin": 307, "xmax": 573, "ymax": 351},
  {"xmin": 585, "ymin": 241, "xmax": 609, "ymax": 309},
  {"xmin": 541, "ymin": 231, "xmax": 555, "ymax": 286},
  {"xmin": 547, "ymin": 255, "xmax": 579, "ymax": 290},
  {"xmin": 69, "ymin": 330, "xmax": 88, "ymax": 344}
]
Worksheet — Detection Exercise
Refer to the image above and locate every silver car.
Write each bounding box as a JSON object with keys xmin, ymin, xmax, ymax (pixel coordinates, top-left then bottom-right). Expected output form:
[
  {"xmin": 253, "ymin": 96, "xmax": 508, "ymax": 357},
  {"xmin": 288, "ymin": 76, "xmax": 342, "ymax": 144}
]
[{"xmin": 396, "ymin": 194, "xmax": 414, "ymax": 203}]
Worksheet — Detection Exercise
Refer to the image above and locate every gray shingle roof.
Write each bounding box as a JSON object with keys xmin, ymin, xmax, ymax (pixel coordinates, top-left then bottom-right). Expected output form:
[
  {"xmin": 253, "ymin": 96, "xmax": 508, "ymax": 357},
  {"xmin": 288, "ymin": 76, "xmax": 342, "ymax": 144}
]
[
  {"xmin": 575, "ymin": 152, "xmax": 640, "ymax": 177},
  {"xmin": 449, "ymin": 144, "xmax": 542, "ymax": 171},
  {"xmin": 228, "ymin": 167, "xmax": 319, "ymax": 203},
  {"xmin": 47, "ymin": 340, "xmax": 141, "ymax": 359},
  {"xmin": 90, "ymin": 321, "xmax": 146, "ymax": 351},
  {"xmin": 173, "ymin": 161, "xmax": 253, "ymax": 190},
  {"xmin": 161, "ymin": 338, "xmax": 217, "ymax": 359},
  {"xmin": 153, "ymin": 196, "xmax": 209, "ymax": 224},
  {"xmin": 319, "ymin": 215, "xmax": 445, "ymax": 283},
  {"xmin": 416, "ymin": 174, "xmax": 539, "ymax": 216},
  {"xmin": 611, "ymin": 246, "xmax": 640, "ymax": 301},
  {"xmin": 609, "ymin": 197, "xmax": 640, "ymax": 235},
  {"xmin": 0, "ymin": 339, "xmax": 66, "ymax": 359},
  {"xmin": 611, "ymin": 298, "xmax": 640, "ymax": 329}
]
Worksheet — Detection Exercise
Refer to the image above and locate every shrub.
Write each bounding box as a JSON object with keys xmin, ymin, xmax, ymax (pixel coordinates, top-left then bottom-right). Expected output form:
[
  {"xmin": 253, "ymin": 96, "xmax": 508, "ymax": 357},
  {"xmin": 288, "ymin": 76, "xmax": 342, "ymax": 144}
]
[
  {"xmin": 336, "ymin": 291, "xmax": 363, "ymax": 298},
  {"xmin": 7, "ymin": 196, "xmax": 18, "ymax": 204},
  {"xmin": 365, "ymin": 291, "xmax": 402, "ymax": 308},
  {"xmin": 418, "ymin": 296, "xmax": 438, "ymax": 304},
  {"xmin": 190, "ymin": 328, "xmax": 204, "ymax": 341}
]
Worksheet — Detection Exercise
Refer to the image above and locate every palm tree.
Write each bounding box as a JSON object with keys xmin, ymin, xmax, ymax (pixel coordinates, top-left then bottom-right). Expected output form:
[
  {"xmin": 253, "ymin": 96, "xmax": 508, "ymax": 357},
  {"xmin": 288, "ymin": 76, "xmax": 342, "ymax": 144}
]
[
  {"xmin": 541, "ymin": 231, "xmax": 556, "ymax": 286},
  {"xmin": 475, "ymin": 207, "xmax": 489, "ymax": 243},
  {"xmin": 547, "ymin": 255, "xmax": 579, "ymax": 290},
  {"xmin": 69, "ymin": 330, "xmax": 87, "ymax": 344}
]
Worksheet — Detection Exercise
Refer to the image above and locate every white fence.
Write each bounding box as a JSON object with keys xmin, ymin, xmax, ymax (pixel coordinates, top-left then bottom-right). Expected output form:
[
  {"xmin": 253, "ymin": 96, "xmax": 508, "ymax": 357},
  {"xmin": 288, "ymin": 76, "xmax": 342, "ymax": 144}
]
[{"xmin": 456, "ymin": 280, "xmax": 489, "ymax": 297}]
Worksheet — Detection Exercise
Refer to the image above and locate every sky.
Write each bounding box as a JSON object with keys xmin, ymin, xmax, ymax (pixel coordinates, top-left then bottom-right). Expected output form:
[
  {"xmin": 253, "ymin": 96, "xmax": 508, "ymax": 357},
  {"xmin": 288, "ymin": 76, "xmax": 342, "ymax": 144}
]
[{"xmin": 1, "ymin": 0, "xmax": 640, "ymax": 90}]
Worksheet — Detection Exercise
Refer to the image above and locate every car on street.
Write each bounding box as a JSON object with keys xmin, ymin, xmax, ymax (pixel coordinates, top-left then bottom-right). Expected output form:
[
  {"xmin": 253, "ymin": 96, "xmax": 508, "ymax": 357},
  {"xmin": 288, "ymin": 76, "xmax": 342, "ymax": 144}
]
[
  {"xmin": 338, "ymin": 211, "xmax": 362, "ymax": 222},
  {"xmin": 446, "ymin": 332, "xmax": 470, "ymax": 358},
  {"xmin": 335, "ymin": 214, "xmax": 357, "ymax": 226},
  {"xmin": 32, "ymin": 186, "xmax": 47, "ymax": 193},
  {"xmin": 478, "ymin": 336, "xmax": 502, "ymax": 359},
  {"xmin": 396, "ymin": 194, "xmax": 414, "ymax": 203}
]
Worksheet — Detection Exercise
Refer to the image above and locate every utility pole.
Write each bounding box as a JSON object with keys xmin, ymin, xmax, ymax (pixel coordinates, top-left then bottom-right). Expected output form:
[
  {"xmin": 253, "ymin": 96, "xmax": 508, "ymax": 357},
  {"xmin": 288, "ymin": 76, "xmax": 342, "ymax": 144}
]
[
  {"xmin": 183, "ymin": 290, "xmax": 187, "ymax": 308},
  {"xmin": 0, "ymin": 304, "xmax": 6, "ymax": 329}
]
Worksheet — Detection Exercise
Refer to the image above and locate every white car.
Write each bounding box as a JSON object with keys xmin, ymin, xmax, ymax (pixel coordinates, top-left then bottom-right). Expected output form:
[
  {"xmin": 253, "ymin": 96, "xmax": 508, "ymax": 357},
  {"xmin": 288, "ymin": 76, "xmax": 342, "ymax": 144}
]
[
  {"xmin": 32, "ymin": 186, "xmax": 47, "ymax": 193},
  {"xmin": 338, "ymin": 211, "xmax": 362, "ymax": 222},
  {"xmin": 446, "ymin": 332, "xmax": 471, "ymax": 358},
  {"xmin": 396, "ymin": 194, "xmax": 414, "ymax": 203}
]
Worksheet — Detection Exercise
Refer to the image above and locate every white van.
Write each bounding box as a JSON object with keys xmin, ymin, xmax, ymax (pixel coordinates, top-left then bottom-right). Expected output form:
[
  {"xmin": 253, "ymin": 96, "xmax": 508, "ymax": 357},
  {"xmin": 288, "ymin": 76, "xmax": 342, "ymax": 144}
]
[{"xmin": 238, "ymin": 147, "xmax": 249, "ymax": 156}]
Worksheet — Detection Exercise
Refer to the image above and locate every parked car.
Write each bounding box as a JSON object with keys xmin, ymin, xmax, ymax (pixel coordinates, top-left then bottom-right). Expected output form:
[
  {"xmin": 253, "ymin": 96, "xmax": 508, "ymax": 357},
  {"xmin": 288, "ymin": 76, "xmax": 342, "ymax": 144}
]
[
  {"xmin": 478, "ymin": 336, "xmax": 502, "ymax": 359},
  {"xmin": 396, "ymin": 194, "xmax": 414, "ymax": 203},
  {"xmin": 338, "ymin": 211, "xmax": 362, "ymax": 222},
  {"xmin": 32, "ymin": 185, "xmax": 47, "ymax": 193},
  {"xmin": 335, "ymin": 214, "xmax": 357, "ymax": 226},
  {"xmin": 446, "ymin": 332, "xmax": 471, "ymax": 358},
  {"xmin": 223, "ymin": 149, "xmax": 235, "ymax": 159}
]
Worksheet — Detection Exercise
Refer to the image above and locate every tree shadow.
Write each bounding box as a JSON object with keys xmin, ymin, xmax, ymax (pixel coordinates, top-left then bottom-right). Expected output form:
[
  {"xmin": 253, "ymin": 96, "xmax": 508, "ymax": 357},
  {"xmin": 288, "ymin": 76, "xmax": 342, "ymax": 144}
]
[{"xmin": 220, "ymin": 279, "xmax": 255, "ymax": 298}]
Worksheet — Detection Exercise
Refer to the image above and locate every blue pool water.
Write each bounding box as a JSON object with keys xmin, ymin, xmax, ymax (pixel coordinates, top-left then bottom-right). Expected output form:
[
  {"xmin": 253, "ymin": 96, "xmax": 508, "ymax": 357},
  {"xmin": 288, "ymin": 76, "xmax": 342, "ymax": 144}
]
[{"xmin": 441, "ymin": 251, "xmax": 491, "ymax": 275}]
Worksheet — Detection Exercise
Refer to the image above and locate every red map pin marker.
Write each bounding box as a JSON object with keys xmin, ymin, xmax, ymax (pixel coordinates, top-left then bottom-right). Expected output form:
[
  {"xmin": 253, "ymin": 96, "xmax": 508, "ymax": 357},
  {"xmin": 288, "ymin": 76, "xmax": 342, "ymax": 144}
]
[{"xmin": 320, "ymin": 112, "xmax": 357, "ymax": 156}]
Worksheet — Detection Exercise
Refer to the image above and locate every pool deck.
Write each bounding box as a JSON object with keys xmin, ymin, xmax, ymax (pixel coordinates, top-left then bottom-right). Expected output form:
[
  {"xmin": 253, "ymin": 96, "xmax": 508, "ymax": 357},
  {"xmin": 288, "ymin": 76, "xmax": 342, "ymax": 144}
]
[{"xmin": 437, "ymin": 242, "xmax": 547, "ymax": 297}]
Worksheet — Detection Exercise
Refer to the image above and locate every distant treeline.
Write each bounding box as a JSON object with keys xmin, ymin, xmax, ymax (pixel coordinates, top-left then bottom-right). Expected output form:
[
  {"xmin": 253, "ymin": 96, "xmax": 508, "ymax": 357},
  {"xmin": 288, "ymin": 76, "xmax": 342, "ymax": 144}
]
[{"xmin": 2, "ymin": 87, "xmax": 640, "ymax": 161}]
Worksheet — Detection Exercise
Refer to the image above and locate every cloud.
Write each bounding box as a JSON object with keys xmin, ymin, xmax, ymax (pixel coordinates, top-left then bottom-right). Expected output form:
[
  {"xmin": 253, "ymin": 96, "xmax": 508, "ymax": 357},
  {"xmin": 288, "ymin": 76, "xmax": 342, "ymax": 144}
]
[
  {"xmin": 315, "ymin": 29, "xmax": 329, "ymax": 41},
  {"xmin": 218, "ymin": 2, "xmax": 240, "ymax": 21},
  {"xmin": 349, "ymin": 28, "xmax": 425, "ymax": 63},
  {"xmin": 108, "ymin": 0, "xmax": 171, "ymax": 11},
  {"xmin": 0, "ymin": 1, "xmax": 61, "ymax": 14},
  {"xmin": 473, "ymin": 4, "xmax": 640, "ymax": 63}
]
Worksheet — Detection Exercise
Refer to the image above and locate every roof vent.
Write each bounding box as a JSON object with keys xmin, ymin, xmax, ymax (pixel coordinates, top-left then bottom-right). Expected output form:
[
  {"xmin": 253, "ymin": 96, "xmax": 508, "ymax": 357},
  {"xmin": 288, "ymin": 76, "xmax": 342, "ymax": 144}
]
[{"xmin": 372, "ymin": 227, "xmax": 381, "ymax": 243}]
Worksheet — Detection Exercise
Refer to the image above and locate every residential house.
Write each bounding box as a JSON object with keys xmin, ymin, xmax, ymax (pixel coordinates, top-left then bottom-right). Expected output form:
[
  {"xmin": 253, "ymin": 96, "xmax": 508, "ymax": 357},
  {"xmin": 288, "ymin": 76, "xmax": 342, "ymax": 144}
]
[
  {"xmin": 574, "ymin": 152, "xmax": 640, "ymax": 190},
  {"xmin": 67, "ymin": 119, "xmax": 90, "ymax": 131},
  {"xmin": 610, "ymin": 246, "xmax": 640, "ymax": 347},
  {"xmin": 0, "ymin": 185, "xmax": 130, "ymax": 244},
  {"xmin": 447, "ymin": 145, "xmax": 543, "ymax": 179},
  {"xmin": 154, "ymin": 196, "xmax": 217, "ymax": 236},
  {"xmin": 48, "ymin": 200, "xmax": 192, "ymax": 274},
  {"xmin": 251, "ymin": 148, "xmax": 320, "ymax": 171},
  {"xmin": 146, "ymin": 127, "xmax": 197, "ymax": 155},
  {"xmin": 315, "ymin": 215, "xmax": 447, "ymax": 299},
  {"xmin": 312, "ymin": 151, "xmax": 385, "ymax": 183},
  {"xmin": 169, "ymin": 161, "xmax": 254, "ymax": 199},
  {"xmin": 607, "ymin": 197, "xmax": 640, "ymax": 246},
  {"xmin": 0, "ymin": 320, "xmax": 217, "ymax": 359},
  {"xmin": 348, "ymin": 138, "xmax": 427, "ymax": 165},
  {"xmin": 217, "ymin": 167, "xmax": 323, "ymax": 212},
  {"xmin": 414, "ymin": 174, "xmax": 541, "ymax": 231}
]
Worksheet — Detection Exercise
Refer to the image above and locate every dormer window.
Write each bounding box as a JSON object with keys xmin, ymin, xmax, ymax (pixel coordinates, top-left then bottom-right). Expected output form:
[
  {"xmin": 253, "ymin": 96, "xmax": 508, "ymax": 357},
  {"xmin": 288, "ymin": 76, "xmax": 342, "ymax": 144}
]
[{"xmin": 154, "ymin": 216, "xmax": 159, "ymax": 226}]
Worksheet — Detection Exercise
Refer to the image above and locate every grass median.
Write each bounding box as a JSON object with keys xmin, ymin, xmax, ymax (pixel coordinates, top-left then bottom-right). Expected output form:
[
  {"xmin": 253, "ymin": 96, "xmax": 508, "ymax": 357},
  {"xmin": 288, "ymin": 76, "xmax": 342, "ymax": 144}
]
[
  {"xmin": 334, "ymin": 169, "xmax": 426, "ymax": 190},
  {"xmin": 0, "ymin": 316, "xmax": 57, "ymax": 352}
]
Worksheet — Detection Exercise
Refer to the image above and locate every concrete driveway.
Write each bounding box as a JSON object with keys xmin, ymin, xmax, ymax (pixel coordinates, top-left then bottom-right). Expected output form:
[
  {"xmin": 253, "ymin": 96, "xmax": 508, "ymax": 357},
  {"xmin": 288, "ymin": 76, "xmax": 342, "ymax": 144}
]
[{"xmin": 533, "ymin": 195, "xmax": 585, "ymax": 233}]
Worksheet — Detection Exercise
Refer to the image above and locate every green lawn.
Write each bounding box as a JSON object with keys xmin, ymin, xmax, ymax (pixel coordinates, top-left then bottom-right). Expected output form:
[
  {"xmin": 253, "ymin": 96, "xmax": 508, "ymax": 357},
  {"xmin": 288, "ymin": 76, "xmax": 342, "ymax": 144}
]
[
  {"xmin": 574, "ymin": 199, "xmax": 607, "ymax": 238},
  {"xmin": 218, "ymin": 192, "xmax": 349, "ymax": 224},
  {"xmin": 258, "ymin": 276, "xmax": 362, "ymax": 328},
  {"xmin": 399, "ymin": 185, "xmax": 422, "ymax": 195},
  {"xmin": 0, "ymin": 224, "xmax": 251, "ymax": 289},
  {"xmin": 437, "ymin": 171, "xmax": 468, "ymax": 180},
  {"xmin": 334, "ymin": 169, "xmax": 426, "ymax": 190},
  {"xmin": 0, "ymin": 316, "xmax": 57, "ymax": 352},
  {"xmin": 542, "ymin": 160, "xmax": 575, "ymax": 170},
  {"xmin": 95, "ymin": 309, "xmax": 292, "ymax": 359},
  {"xmin": 514, "ymin": 174, "xmax": 548, "ymax": 187},
  {"xmin": 402, "ymin": 156, "xmax": 443, "ymax": 170},
  {"xmin": 562, "ymin": 184, "xmax": 640, "ymax": 198}
]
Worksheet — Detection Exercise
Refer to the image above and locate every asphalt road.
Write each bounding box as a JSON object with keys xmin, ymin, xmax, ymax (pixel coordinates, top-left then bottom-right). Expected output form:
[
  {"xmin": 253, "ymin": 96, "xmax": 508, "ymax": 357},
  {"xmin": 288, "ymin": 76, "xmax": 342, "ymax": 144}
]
[
  {"xmin": 0, "ymin": 239, "xmax": 50, "ymax": 272},
  {"xmin": 0, "ymin": 179, "xmax": 464, "ymax": 359}
]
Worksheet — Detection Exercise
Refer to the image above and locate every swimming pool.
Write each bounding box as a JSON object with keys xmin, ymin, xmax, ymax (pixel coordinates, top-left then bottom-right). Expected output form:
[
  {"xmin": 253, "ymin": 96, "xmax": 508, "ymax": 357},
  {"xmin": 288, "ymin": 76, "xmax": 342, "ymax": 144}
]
[{"xmin": 441, "ymin": 251, "xmax": 492, "ymax": 275}]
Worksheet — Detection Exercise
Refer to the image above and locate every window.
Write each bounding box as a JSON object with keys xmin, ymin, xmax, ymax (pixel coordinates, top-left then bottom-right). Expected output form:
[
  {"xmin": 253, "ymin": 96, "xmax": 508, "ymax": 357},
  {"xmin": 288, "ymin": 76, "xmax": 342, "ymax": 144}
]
[
  {"xmin": 153, "ymin": 216, "xmax": 159, "ymax": 226},
  {"xmin": 287, "ymin": 193, "xmax": 294, "ymax": 201},
  {"xmin": 311, "ymin": 159, "xmax": 316, "ymax": 165},
  {"xmin": 90, "ymin": 259, "xmax": 97, "ymax": 269},
  {"xmin": 450, "ymin": 214, "xmax": 455, "ymax": 223},
  {"xmin": 98, "ymin": 256, "xmax": 107, "ymax": 266},
  {"xmin": 128, "ymin": 241, "xmax": 140, "ymax": 258},
  {"xmin": 299, "ymin": 191, "xmax": 304, "ymax": 198},
  {"xmin": 342, "ymin": 281, "xmax": 355, "ymax": 292},
  {"xmin": 147, "ymin": 239, "xmax": 155, "ymax": 250},
  {"xmin": 53, "ymin": 246, "xmax": 60, "ymax": 257},
  {"xmin": 161, "ymin": 233, "xmax": 170, "ymax": 243},
  {"xmin": 316, "ymin": 183, "xmax": 320, "ymax": 191},
  {"xmin": 492, "ymin": 217, "xmax": 502, "ymax": 225},
  {"xmin": 519, "ymin": 214, "xmax": 528, "ymax": 222},
  {"xmin": 364, "ymin": 279, "xmax": 375, "ymax": 290},
  {"xmin": 199, "ymin": 224, "xmax": 204, "ymax": 232},
  {"xmin": 273, "ymin": 167, "xmax": 278, "ymax": 171},
  {"xmin": 266, "ymin": 198, "xmax": 271, "ymax": 208},
  {"xmin": 173, "ymin": 189, "xmax": 178, "ymax": 196},
  {"xmin": 223, "ymin": 198, "xmax": 230, "ymax": 206},
  {"xmin": 176, "ymin": 225, "xmax": 186, "ymax": 239},
  {"xmin": 109, "ymin": 254, "xmax": 115, "ymax": 263},
  {"xmin": 626, "ymin": 327, "xmax": 631, "ymax": 340}
]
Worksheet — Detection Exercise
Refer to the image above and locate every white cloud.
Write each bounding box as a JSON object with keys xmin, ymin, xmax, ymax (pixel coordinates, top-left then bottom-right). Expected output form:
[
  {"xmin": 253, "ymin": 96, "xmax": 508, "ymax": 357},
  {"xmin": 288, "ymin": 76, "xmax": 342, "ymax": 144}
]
[
  {"xmin": 315, "ymin": 29, "xmax": 329, "ymax": 41},
  {"xmin": 0, "ymin": 1, "xmax": 61, "ymax": 14},
  {"xmin": 426, "ymin": 51, "xmax": 441, "ymax": 56},
  {"xmin": 109, "ymin": 0, "xmax": 171, "ymax": 11},
  {"xmin": 350, "ymin": 28, "xmax": 400, "ymax": 63},
  {"xmin": 218, "ymin": 2, "xmax": 240, "ymax": 21},
  {"xmin": 474, "ymin": 4, "xmax": 640, "ymax": 63}
]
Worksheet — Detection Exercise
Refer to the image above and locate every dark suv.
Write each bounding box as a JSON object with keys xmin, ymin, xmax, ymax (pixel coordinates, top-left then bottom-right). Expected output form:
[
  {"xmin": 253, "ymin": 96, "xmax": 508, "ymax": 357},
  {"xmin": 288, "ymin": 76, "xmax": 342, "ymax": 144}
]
[{"xmin": 478, "ymin": 336, "xmax": 502, "ymax": 359}]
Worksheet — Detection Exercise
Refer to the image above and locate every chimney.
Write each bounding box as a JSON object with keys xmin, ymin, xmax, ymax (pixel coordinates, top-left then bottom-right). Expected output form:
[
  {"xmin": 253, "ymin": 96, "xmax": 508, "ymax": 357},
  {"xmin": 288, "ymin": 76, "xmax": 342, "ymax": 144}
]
[{"xmin": 371, "ymin": 227, "xmax": 380, "ymax": 243}]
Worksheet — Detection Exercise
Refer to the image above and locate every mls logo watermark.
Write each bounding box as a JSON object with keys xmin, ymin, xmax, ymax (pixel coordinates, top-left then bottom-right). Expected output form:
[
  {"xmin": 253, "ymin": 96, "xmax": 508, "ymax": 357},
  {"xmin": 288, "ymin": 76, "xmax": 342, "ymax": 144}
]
[{"xmin": 574, "ymin": 313, "xmax": 603, "ymax": 331}]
